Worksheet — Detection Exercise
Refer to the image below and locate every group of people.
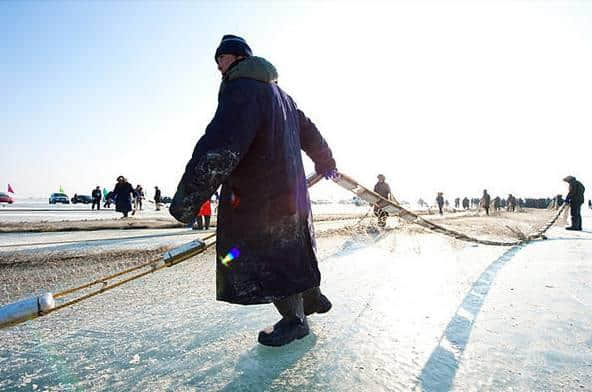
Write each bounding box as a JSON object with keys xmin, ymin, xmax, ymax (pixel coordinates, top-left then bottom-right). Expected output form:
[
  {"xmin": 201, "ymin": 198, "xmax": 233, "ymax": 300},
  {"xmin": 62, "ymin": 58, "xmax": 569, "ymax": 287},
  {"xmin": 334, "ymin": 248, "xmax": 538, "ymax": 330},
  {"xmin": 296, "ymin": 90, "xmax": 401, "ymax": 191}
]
[
  {"xmin": 372, "ymin": 175, "xmax": 586, "ymax": 230},
  {"xmin": 437, "ymin": 190, "xmax": 519, "ymax": 216},
  {"xmin": 85, "ymin": 179, "xmax": 166, "ymax": 218}
]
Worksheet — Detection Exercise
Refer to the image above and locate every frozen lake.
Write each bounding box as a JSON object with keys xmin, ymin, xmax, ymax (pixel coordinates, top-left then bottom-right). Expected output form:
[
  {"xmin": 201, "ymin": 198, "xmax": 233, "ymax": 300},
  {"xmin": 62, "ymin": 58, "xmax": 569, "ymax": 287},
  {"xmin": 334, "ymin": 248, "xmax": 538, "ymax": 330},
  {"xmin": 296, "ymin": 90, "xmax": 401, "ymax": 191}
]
[{"xmin": 1, "ymin": 210, "xmax": 591, "ymax": 391}]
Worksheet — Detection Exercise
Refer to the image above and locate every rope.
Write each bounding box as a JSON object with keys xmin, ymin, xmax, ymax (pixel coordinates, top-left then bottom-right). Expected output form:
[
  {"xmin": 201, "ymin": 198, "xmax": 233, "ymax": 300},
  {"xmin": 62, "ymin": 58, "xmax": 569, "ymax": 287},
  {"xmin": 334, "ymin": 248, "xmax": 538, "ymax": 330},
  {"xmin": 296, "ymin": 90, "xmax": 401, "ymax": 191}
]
[
  {"xmin": 43, "ymin": 235, "xmax": 216, "ymax": 315},
  {"xmin": 52, "ymin": 232, "xmax": 217, "ymax": 299},
  {"xmin": 332, "ymin": 172, "xmax": 567, "ymax": 247}
]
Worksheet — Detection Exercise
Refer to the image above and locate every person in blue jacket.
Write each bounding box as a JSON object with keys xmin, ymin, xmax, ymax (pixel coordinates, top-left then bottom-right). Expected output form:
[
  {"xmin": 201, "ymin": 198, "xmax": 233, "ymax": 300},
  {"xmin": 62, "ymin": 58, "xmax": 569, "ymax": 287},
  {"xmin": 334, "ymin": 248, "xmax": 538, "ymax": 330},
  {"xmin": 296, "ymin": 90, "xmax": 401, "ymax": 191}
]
[{"xmin": 170, "ymin": 35, "xmax": 337, "ymax": 347}]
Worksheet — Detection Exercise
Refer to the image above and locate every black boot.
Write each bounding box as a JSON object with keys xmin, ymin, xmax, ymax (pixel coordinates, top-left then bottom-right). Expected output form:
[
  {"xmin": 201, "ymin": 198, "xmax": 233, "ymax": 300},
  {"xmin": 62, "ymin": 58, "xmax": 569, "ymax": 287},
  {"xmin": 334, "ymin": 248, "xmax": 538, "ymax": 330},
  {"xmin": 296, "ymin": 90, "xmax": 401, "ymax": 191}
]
[
  {"xmin": 258, "ymin": 294, "xmax": 309, "ymax": 347},
  {"xmin": 302, "ymin": 287, "xmax": 332, "ymax": 316}
]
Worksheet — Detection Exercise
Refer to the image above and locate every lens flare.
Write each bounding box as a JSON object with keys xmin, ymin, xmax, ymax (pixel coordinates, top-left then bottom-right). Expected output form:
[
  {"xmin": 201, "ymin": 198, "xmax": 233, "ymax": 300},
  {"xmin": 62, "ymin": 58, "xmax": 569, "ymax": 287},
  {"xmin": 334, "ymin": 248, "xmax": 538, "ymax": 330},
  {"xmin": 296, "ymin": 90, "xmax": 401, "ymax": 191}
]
[{"xmin": 221, "ymin": 247, "xmax": 240, "ymax": 267}]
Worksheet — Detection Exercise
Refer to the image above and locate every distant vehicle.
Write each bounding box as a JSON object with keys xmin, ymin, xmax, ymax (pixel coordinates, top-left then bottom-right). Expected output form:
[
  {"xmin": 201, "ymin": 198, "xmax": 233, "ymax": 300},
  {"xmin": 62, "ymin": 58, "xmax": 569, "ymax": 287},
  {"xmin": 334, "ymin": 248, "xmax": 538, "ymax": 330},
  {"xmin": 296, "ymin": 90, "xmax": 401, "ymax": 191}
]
[
  {"xmin": 71, "ymin": 195, "xmax": 92, "ymax": 204},
  {"xmin": 0, "ymin": 192, "xmax": 14, "ymax": 204},
  {"xmin": 161, "ymin": 196, "xmax": 173, "ymax": 204},
  {"xmin": 49, "ymin": 193, "xmax": 70, "ymax": 204}
]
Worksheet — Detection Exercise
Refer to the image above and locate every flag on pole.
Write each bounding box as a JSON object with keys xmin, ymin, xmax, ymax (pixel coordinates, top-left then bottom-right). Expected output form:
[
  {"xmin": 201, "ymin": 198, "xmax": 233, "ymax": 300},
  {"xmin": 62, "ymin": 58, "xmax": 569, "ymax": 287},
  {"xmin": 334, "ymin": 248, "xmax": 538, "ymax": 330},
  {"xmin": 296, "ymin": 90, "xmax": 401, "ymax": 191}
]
[
  {"xmin": 59, "ymin": 185, "xmax": 64, "ymax": 193},
  {"xmin": 7, "ymin": 184, "xmax": 14, "ymax": 193}
]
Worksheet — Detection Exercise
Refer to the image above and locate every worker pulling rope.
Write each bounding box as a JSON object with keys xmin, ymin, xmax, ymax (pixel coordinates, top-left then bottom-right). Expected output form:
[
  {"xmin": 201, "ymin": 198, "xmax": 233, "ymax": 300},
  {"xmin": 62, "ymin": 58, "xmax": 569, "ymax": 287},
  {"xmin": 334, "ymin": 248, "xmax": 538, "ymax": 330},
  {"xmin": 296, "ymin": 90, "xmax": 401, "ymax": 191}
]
[{"xmin": 0, "ymin": 172, "xmax": 567, "ymax": 329}]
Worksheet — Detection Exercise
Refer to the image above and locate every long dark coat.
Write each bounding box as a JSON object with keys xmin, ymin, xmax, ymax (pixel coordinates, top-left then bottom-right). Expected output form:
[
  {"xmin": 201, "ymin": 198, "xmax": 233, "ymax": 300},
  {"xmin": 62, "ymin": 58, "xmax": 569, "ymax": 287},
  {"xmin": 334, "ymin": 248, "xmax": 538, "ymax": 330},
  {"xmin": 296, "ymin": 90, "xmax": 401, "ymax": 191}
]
[
  {"xmin": 169, "ymin": 57, "xmax": 335, "ymax": 305},
  {"xmin": 566, "ymin": 179, "xmax": 585, "ymax": 205},
  {"xmin": 113, "ymin": 182, "xmax": 134, "ymax": 213}
]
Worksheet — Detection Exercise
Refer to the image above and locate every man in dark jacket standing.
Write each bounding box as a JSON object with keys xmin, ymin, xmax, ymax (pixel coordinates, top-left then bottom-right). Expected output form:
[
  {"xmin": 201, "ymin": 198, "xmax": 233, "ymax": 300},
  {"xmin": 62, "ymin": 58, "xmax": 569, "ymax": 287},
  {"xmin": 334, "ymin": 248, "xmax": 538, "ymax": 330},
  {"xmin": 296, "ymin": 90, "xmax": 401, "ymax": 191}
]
[
  {"xmin": 481, "ymin": 189, "xmax": 491, "ymax": 216},
  {"xmin": 91, "ymin": 186, "xmax": 102, "ymax": 210},
  {"xmin": 564, "ymin": 175, "xmax": 585, "ymax": 230},
  {"xmin": 436, "ymin": 192, "xmax": 444, "ymax": 215},
  {"xmin": 154, "ymin": 186, "xmax": 162, "ymax": 211},
  {"xmin": 170, "ymin": 35, "xmax": 336, "ymax": 347}
]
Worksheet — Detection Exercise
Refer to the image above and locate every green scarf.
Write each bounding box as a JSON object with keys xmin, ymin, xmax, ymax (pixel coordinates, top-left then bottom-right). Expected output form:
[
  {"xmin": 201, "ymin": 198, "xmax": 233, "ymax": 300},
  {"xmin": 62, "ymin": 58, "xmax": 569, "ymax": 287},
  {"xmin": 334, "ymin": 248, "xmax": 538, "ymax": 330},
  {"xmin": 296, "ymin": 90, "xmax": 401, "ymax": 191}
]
[{"xmin": 219, "ymin": 57, "xmax": 278, "ymax": 95}]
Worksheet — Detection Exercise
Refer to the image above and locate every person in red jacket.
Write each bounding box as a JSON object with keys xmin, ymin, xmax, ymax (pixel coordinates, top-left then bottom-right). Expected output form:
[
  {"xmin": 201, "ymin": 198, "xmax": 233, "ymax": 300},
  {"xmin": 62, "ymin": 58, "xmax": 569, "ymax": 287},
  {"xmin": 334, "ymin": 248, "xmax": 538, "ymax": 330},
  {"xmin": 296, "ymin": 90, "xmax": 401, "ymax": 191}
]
[{"xmin": 193, "ymin": 199, "xmax": 212, "ymax": 230}]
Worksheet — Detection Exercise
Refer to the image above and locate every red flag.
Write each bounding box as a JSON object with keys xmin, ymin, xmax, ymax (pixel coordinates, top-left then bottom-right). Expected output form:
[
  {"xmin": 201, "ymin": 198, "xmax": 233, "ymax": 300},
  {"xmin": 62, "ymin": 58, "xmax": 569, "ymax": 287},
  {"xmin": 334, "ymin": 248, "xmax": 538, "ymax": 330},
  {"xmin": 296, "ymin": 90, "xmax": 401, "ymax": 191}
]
[{"xmin": 7, "ymin": 184, "xmax": 14, "ymax": 193}]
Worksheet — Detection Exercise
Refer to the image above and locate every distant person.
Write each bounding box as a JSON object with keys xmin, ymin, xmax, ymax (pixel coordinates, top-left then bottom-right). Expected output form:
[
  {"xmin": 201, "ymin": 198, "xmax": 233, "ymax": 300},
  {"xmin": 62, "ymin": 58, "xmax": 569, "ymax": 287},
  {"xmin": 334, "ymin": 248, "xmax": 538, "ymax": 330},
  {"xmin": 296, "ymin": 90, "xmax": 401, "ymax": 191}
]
[
  {"xmin": 134, "ymin": 185, "xmax": 144, "ymax": 211},
  {"xmin": 417, "ymin": 198, "xmax": 425, "ymax": 208},
  {"xmin": 481, "ymin": 189, "xmax": 491, "ymax": 216},
  {"xmin": 564, "ymin": 175, "xmax": 585, "ymax": 231},
  {"xmin": 588, "ymin": 199, "xmax": 591, "ymax": 209},
  {"xmin": 436, "ymin": 192, "xmax": 444, "ymax": 215},
  {"xmin": 112, "ymin": 176, "xmax": 135, "ymax": 218},
  {"xmin": 507, "ymin": 194, "xmax": 516, "ymax": 212},
  {"xmin": 193, "ymin": 199, "xmax": 212, "ymax": 230},
  {"xmin": 104, "ymin": 191, "xmax": 114, "ymax": 208},
  {"xmin": 462, "ymin": 197, "xmax": 470, "ymax": 209},
  {"xmin": 154, "ymin": 186, "xmax": 162, "ymax": 211},
  {"xmin": 493, "ymin": 196, "xmax": 500, "ymax": 213},
  {"xmin": 373, "ymin": 174, "xmax": 391, "ymax": 227},
  {"xmin": 91, "ymin": 186, "xmax": 102, "ymax": 210},
  {"xmin": 454, "ymin": 197, "xmax": 460, "ymax": 209}
]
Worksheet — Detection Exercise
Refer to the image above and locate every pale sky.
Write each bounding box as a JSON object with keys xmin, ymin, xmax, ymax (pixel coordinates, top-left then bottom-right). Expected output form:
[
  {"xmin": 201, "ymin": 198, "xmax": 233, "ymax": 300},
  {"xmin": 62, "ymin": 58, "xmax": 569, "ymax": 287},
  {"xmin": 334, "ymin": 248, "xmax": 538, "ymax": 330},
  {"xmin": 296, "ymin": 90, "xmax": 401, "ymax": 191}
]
[{"xmin": 1, "ymin": 1, "xmax": 590, "ymax": 203}]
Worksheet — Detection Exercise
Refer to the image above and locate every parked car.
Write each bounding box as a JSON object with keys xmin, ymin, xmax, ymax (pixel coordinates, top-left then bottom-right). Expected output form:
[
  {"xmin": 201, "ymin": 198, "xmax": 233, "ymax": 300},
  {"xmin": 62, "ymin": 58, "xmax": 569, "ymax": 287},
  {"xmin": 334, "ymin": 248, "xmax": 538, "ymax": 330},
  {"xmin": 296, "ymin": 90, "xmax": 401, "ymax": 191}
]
[
  {"xmin": 161, "ymin": 196, "xmax": 173, "ymax": 204},
  {"xmin": 49, "ymin": 193, "xmax": 70, "ymax": 204},
  {"xmin": 71, "ymin": 195, "xmax": 93, "ymax": 204},
  {"xmin": 0, "ymin": 192, "xmax": 14, "ymax": 204}
]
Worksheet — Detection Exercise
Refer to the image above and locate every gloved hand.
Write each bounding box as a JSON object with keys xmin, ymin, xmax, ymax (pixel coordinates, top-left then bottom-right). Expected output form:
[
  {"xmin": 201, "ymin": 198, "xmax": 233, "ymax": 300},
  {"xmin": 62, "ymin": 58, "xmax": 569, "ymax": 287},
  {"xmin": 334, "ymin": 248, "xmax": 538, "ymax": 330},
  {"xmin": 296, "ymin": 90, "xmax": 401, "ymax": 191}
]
[{"xmin": 322, "ymin": 168, "xmax": 338, "ymax": 180}]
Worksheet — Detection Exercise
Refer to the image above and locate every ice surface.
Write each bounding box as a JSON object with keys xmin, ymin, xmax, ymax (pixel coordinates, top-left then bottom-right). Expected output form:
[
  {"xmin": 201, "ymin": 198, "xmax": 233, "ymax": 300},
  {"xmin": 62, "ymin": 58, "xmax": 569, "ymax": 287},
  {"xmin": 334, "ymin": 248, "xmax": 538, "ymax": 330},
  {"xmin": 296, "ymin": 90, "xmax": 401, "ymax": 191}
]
[{"xmin": 1, "ymin": 211, "xmax": 591, "ymax": 391}]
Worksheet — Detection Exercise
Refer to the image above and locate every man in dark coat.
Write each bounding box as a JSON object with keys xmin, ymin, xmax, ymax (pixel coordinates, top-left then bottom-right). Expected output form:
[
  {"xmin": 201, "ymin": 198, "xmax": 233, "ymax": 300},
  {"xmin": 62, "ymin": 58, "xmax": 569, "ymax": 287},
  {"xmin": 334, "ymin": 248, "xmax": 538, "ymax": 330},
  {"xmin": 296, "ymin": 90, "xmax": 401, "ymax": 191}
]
[
  {"xmin": 169, "ymin": 35, "xmax": 336, "ymax": 347},
  {"xmin": 436, "ymin": 192, "xmax": 444, "ymax": 215},
  {"xmin": 154, "ymin": 186, "xmax": 162, "ymax": 211},
  {"xmin": 91, "ymin": 186, "xmax": 102, "ymax": 210},
  {"xmin": 493, "ymin": 196, "xmax": 500, "ymax": 213},
  {"xmin": 373, "ymin": 174, "xmax": 391, "ymax": 227},
  {"xmin": 112, "ymin": 176, "xmax": 135, "ymax": 218},
  {"xmin": 564, "ymin": 175, "xmax": 585, "ymax": 230},
  {"xmin": 462, "ymin": 197, "xmax": 470, "ymax": 209},
  {"xmin": 507, "ymin": 194, "xmax": 516, "ymax": 212},
  {"xmin": 481, "ymin": 189, "xmax": 491, "ymax": 216}
]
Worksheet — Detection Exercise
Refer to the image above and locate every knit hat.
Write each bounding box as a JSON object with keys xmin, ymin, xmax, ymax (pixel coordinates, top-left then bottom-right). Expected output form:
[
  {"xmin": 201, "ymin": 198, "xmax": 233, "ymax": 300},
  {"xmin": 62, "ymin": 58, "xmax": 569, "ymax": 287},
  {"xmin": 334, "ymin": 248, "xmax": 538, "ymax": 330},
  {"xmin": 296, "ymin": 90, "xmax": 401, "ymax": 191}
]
[
  {"xmin": 215, "ymin": 35, "xmax": 252, "ymax": 62},
  {"xmin": 563, "ymin": 175, "xmax": 575, "ymax": 183}
]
